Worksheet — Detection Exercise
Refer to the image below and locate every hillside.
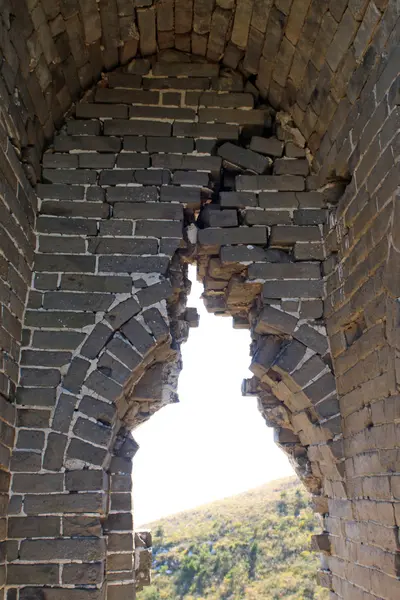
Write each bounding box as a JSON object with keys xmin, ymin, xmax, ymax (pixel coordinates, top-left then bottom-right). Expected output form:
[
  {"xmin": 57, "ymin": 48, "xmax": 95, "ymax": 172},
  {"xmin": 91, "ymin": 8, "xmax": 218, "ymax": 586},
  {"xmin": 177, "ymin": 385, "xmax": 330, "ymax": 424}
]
[{"xmin": 137, "ymin": 476, "xmax": 328, "ymax": 600}]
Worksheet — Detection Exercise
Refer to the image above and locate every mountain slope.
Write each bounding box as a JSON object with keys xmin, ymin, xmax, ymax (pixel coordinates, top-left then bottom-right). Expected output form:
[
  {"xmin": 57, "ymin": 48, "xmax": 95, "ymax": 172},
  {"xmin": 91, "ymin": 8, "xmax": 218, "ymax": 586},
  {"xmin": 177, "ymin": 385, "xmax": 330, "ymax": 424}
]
[{"xmin": 138, "ymin": 476, "xmax": 328, "ymax": 600}]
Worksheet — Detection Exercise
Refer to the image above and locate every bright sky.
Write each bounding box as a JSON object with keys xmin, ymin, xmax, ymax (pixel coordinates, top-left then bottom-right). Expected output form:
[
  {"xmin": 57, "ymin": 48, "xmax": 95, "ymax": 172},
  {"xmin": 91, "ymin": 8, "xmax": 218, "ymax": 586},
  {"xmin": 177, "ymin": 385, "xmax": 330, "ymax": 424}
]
[{"xmin": 133, "ymin": 266, "xmax": 294, "ymax": 527}]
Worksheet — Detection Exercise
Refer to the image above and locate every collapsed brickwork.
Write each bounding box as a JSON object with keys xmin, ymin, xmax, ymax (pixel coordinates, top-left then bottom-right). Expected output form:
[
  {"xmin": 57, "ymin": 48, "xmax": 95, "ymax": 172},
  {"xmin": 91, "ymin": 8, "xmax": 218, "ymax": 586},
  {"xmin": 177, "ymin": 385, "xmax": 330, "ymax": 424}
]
[{"xmin": 0, "ymin": 1, "xmax": 397, "ymax": 599}]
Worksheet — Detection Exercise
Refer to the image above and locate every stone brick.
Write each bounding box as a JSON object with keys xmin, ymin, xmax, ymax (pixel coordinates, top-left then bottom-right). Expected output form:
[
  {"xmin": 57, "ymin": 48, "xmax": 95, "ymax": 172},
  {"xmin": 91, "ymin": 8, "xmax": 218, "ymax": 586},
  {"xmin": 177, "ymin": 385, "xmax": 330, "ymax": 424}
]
[
  {"xmin": 198, "ymin": 226, "xmax": 267, "ymax": 246},
  {"xmin": 274, "ymin": 158, "xmax": 309, "ymax": 176},
  {"xmin": 99, "ymin": 256, "xmax": 170, "ymax": 275},
  {"xmin": 249, "ymin": 262, "xmax": 321, "ymax": 280},
  {"xmin": 236, "ymin": 175, "xmax": 305, "ymax": 191},
  {"xmin": 20, "ymin": 538, "xmax": 106, "ymax": 561},
  {"xmin": 269, "ymin": 225, "xmax": 321, "ymax": 245},
  {"xmin": 173, "ymin": 122, "xmax": 239, "ymax": 139},
  {"xmin": 106, "ymin": 186, "xmax": 158, "ymax": 203},
  {"xmin": 220, "ymin": 191, "xmax": 257, "ymax": 208},
  {"xmin": 218, "ymin": 142, "xmax": 271, "ymax": 174},
  {"xmin": 263, "ymin": 280, "xmax": 323, "ymax": 299},
  {"xmin": 104, "ymin": 120, "xmax": 171, "ymax": 136},
  {"xmin": 254, "ymin": 306, "xmax": 298, "ymax": 335},
  {"xmin": 250, "ymin": 136, "xmax": 284, "ymax": 157}
]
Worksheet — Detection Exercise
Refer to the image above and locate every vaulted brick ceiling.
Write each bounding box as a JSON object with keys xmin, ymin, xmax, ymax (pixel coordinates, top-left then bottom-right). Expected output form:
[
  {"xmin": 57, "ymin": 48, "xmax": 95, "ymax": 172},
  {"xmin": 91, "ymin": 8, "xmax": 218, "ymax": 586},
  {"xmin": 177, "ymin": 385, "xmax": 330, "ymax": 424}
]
[{"xmin": 1, "ymin": 0, "xmax": 394, "ymax": 173}]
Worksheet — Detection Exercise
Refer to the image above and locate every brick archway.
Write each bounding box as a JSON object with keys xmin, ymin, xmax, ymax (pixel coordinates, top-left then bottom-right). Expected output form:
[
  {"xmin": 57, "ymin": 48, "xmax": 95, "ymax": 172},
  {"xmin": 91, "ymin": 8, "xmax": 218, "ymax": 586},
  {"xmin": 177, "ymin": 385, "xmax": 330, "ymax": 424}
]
[{"xmin": 0, "ymin": 2, "xmax": 398, "ymax": 599}]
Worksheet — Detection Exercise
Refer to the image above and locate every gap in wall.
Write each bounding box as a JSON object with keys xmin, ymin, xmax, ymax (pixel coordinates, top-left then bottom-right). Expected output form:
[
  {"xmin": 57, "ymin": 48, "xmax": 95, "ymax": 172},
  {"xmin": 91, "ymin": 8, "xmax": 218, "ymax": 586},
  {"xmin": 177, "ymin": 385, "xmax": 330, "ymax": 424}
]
[{"xmin": 132, "ymin": 265, "xmax": 294, "ymax": 527}]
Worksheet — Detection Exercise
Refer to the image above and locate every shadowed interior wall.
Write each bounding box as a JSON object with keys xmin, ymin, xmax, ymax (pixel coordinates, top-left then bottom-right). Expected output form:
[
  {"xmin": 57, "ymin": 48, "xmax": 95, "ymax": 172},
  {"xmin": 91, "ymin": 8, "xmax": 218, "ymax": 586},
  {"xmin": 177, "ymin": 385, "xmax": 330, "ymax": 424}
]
[{"xmin": 0, "ymin": 1, "xmax": 398, "ymax": 599}]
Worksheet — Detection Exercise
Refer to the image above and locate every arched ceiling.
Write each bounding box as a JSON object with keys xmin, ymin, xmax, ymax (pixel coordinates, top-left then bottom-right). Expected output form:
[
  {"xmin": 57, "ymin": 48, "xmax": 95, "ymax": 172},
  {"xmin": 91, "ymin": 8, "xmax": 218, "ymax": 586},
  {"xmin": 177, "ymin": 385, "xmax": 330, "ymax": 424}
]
[{"xmin": 0, "ymin": 0, "xmax": 395, "ymax": 183}]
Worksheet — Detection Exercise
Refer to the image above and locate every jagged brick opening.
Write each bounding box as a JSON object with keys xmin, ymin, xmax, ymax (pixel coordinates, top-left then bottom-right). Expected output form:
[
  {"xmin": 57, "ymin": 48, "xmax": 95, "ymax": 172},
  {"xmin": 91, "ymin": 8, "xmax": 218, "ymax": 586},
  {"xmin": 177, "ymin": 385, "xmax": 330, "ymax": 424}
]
[{"xmin": 0, "ymin": 2, "xmax": 398, "ymax": 599}]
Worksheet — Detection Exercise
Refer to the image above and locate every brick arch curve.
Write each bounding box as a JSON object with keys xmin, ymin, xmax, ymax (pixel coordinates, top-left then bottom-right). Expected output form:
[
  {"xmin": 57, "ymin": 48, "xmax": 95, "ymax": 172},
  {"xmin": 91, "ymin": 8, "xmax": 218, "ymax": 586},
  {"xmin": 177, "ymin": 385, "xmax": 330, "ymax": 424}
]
[
  {"xmin": 0, "ymin": 1, "xmax": 395, "ymax": 182},
  {"xmin": 7, "ymin": 56, "xmax": 350, "ymax": 598},
  {"xmin": 0, "ymin": 2, "xmax": 397, "ymax": 599}
]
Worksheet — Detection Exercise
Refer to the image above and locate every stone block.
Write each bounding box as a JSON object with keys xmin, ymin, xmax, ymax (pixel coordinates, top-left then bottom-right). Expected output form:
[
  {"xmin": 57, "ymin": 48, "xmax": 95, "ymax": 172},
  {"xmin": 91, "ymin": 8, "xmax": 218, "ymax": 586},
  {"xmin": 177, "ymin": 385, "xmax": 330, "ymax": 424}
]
[
  {"xmin": 236, "ymin": 175, "xmax": 305, "ymax": 191},
  {"xmin": 218, "ymin": 142, "xmax": 271, "ymax": 174},
  {"xmin": 220, "ymin": 191, "xmax": 257, "ymax": 208},
  {"xmin": 198, "ymin": 226, "xmax": 267, "ymax": 246},
  {"xmin": 250, "ymin": 136, "xmax": 284, "ymax": 157},
  {"xmin": 270, "ymin": 225, "xmax": 321, "ymax": 245},
  {"xmin": 20, "ymin": 538, "xmax": 106, "ymax": 561},
  {"xmin": 248, "ymin": 262, "xmax": 321, "ymax": 280},
  {"xmin": 104, "ymin": 120, "xmax": 171, "ymax": 136},
  {"xmin": 254, "ymin": 306, "xmax": 298, "ymax": 336},
  {"xmin": 263, "ymin": 280, "xmax": 323, "ymax": 299}
]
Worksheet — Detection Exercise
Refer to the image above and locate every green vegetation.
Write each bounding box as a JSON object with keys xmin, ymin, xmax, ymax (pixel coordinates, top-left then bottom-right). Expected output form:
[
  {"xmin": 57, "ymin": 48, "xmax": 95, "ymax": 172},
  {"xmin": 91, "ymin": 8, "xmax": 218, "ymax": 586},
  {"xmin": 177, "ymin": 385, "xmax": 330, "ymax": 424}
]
[{"xmin": 138, "ymin": 476, "xmax": 328, "ymax": 600}]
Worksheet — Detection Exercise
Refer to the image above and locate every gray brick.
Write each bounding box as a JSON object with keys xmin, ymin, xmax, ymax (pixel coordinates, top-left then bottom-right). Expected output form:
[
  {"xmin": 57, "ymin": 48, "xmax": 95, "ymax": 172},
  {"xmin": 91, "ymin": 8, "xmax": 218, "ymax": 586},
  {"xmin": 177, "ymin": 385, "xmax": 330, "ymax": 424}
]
[
  {"xmin": 88, "ymin": 238, "xmax": 158, "ymax": 255},
  {"xmin": 65, "ymin": 469, "xmax": 106, "ymax": 494},
  {"xmin": 55, "ymin": 135, "xmax": 122, "ymax": 152},
  {"xmin": 84, "ymin": 370, "xmax": 122, "ymax": 403},
  {"xmin": 79, "ymin": 396, "xmax": 116, "ymax": 425},
  {"xmin": 173, "ymin": 170, "xmax": 210, "ymax": 186},
  {"xmin": 236, "ymin": 175, "xmax": 305, "ymax": 191},
  {"xmin": 147, "ymin": 137, "xmax": 194, "ymax": 153},
  {"xmin": 285, "ymin": 142, "xmax": 306, "ymax": 158},
  {"xmin": 152, "ymin": 62, "xmax": 219, "ymax": 76},
  {"xmin": 20, "ymin": 538, "xmax": 106, "ymax": 561},
  {"xmin": 66, "ymin": 436, "xmax": 108, "ymax": 467},
  {"xmin": 270, "ymin": 226, "xmax": 321, "ymax": 245},
  {"xmin": 220, "ymin": 191, "xmax": 257, "ymax": 208},
  {"xmin": 99, "ymin": 170, "xmax": 135, "ymax": 185},
  {"xmin": 98, "ymin": 256, "xmax": 170, "ymax": 274},
  {"xmin": 106, "ymin": 186, "xmax": 158, "ymax": 203},
  {"xmin": 62, "ymin": 562, "xmax": 103, "ymax": 585},
  {"xmin": 20, "ymin": 368, "xmax": 61, "ymax": 388},
  {"xmin": 104, "ymin": 120, "xmax": 171, "ymax": 136},
  {"xmin": 142, "ymin": 307, "xmax": 169, "ymax": 340},
  {"xmin": 37, "ymin": 184, "xmax": 85, "ymax": 200},
  {"xmin": 36, "ymin": 216, "xmax": 99, "ymax": 234},
  {"xmin": 63, "ymin": 357, "xmax": 91, "ymax": 394},
  {"xmin": 25, "ymin": 311, "xmax": 95, "ymax": 329},
  {"xmin": 116, "ymin": 154, "xmax": 150, "ymax": 169},
  {"xmin": 121, "ymin": 318, "xmax": 155, "ymax": 355},
  {"xmin": 294, "ymin": 324, "xmax": 329, "ymax": 355},
  {"xmin": 152, "ymin": 154, "xmax": 222, "ymax": 173},
  {"xmin": 136, "ymin": 281, "xmax": 173, "ymax": 308},
  {"xmin": 303, "ymin": 371, "xmax": 336, "ymax": 403},
  {"xmin": 7, "ymin": 564, "xmax": 59, "ymax": 585},
  {"xmin": 250, "ymin": 136, "xmax": 284, "ymax": 157},
  {"xmin": 135, "ymin": 169, "xmax": 171, "ymax": 185},
  {"xmin": 81, "ymin": 323, "xmax": 113, "ymax": 359},
  {"xmin": 66, "ymin": 120, "xmax": 101, "ymax": 135},
  {"xmin": 8, "ymin": 516, "xmax": 60, "ymax": 539},
  {"xmin": 273, "ymin": 340, "xmax": 307, "ymax": 374},
  {"xmin": 99, "ymin": 220, "xmax": 133, "ymax": 236},
  {"xmin": 198, "ymin": 226, "xmax": 267, "ymax": 246},
  {"xmin": 129, "ymin": 106, "xmax": 196, "ymax": 120},
  {"xmin": 262, "ymin": 280, "xmax": 323, "ymax": 299},
  {"xmin": 113, "ymin": 202, "xmax": 183, "ymax": 220},
  {"xmin": 297, "ymin": 192, "xmax": 325, "ymax": 207},
  {"xmin": 173, "ymin": 121, "xmax": 239, "ymax": 139},
  {"xmin": 199, "ymin": 108, "xmax": 270, "ymax": 125},
  {"xmin": 76, "ymin": 103, "xmax": 129, "ymax": 118},
  {"xmin": 244, "ymin": 209, "xmax": 292, "ymax": 225},
  {"xmin": 294, "ymin": 209, "xmax": 327, "ymax": 225},
  {"xmin": 40, "ymin": 201, "xmax": 109, "ymax": 219},
  {"xmin": 42, "ymin": 169, "xmax": 97, "ymax": 185},
  {"xmin": 220, "ymin": 245, "xmax": 268, "ymax": 263},
  {"xmin": 105, "ymin": 338, "xmax": 141, "ymax": 374},
  {"xmin": 201, "ymin": 206, "xmax": 238, "ymax": 227},
  {"xmin": 43, "ymin": 153, "xmax": 78, "ymax": 168},
  {"xmin": 52, "ymin": 394, "xmax": 78, "ymax": 433},
  {"xmin": 300, "ymin": 300, "xmax": 324, "ymax": 319},
  {"xmin": 78, "ymin": 153, "xmax": 116, "ymax": 169},
  {"xmin": 73, "ymin": 417, "xmax": 112, "ymax": 447},
  {"xmin": 160, "ymin": 186, "xmax": 201, "ymax": 206},
  {"xmin": 31, "ymin": 330, "xmax": 85, "ymax": 350},
  {"xmin": 248, "ymin": 262, "xmax": 321, "ymax": 280},
  {"xmin": 95, "ymin": 88, "xmax": 158, "ymax": 104},
  {"xmin": 38, "ymin": 236, "xmax": 86, "ymax": 254},
  {"xmin": 21, "ymin": 350, "xmax": 71, "ymax": 367},
  {"xmin": 294, "ymin": 242, "xmax": 325, "ymax": 260},
  {"xmin": 17, "ymin": 408, "xmax": 51, "ymax": 428},
  {"xmin": 135, "ymin": 220, "xmax": 183, "ymax": 238},
  {"xmin": 16, "ymin": 388, "xmax": 56, "ymax": 407},
  {"xmin": 218, "ymin": 142, "xmax": 270, "ymax": 174},
  {"xmin": 17, "ymin": 430, "xmax": 45, "ymax": 451},
  {"xmin": 105, "ymin": 298, "xmax": 141, "ymax": 330},
  {"xmin": 98, "ymin": 352, "xmax": 131, "ymax": 385},
  {"xmin": 254, "ymin": 306, "xmax": 298, "ymax": 335},
  {"xmin": 259, "ymin": 192, "xmax": 298, "ymax": 208},
  {"xmin": 36, "ymin": 237, "xmax": 97, "ymax": 258},
  {"xmin": 61, "ymin": 274, "xmax": 132, "ymax": 293},
  {"xmin": 12, "ymin": 473, "xmax": 64, "ymax": 493},
  {"xmin": 43, "ymin": 432, "xmax": 68, "ymax": 470},
  {"xmin": 123, "ymin": 136, "xmax": 147, "ymax": 151},
  {"xmin": 274, "ymin": 158, "xmax": 309, "ymax": 176},
  {"xmin": 42, "ymin": 292, "xmax": 114, "ymax": 312}
]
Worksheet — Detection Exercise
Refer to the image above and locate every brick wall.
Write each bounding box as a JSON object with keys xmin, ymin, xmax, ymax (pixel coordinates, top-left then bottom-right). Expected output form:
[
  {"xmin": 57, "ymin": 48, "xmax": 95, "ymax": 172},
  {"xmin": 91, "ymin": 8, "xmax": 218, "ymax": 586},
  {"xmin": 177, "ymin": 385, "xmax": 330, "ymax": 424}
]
[
  {"xmin": 0, "ymin": 1, "xmax": 397, "ymax": 599},
  {"xmin": 9, "ymin": 57, "xmax": 347, "ymax": 597}
]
